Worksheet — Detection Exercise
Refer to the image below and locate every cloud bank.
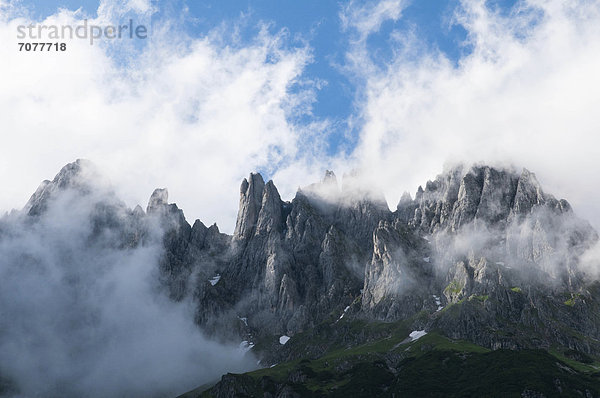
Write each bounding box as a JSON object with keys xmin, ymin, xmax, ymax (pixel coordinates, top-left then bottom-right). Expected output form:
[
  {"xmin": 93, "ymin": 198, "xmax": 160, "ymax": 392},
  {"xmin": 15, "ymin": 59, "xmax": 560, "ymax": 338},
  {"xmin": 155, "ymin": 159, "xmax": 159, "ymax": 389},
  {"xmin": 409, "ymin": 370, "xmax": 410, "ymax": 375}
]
[{"xmin": 0, "ymin": 167, "xmax": 255, "ymax": 397}]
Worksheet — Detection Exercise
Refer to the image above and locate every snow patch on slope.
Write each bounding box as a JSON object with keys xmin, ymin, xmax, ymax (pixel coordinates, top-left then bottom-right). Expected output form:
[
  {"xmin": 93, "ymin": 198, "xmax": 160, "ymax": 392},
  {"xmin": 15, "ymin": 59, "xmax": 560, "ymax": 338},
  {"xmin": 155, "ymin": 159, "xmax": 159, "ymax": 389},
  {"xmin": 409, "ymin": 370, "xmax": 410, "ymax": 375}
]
[
  {"xmin": 279, "ymin": 335, "xmax": 290, "ymax": 345},
  {"xmin": 409, "ymin": 330, "xmax": 427, "ymax": 341}
]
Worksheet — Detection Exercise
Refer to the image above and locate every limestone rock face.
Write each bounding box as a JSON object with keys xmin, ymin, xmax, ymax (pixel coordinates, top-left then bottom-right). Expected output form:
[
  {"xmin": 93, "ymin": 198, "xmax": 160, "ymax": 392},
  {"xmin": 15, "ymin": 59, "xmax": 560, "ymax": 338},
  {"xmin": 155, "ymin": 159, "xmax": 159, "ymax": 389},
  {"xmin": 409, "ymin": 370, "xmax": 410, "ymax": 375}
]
[
  {"xmin": 234, "ymin": 173, "xmax": 266, "ymax": 240},
  {"xmin": 256, "ymin": 181, "xmax": 283, "ymax": 235},
  {"xmin": 195, "ymin": 171, "xmax": 385, "ymax": 336},
  {"xmin": 512, "ymin": 168, "xmax": 545, "ymax": 218},
  {"xmin": 143, "ymin": 164, "xmax": 599, "ymax": 354},
  {"xmin": 358, "ymin": 164, "xmax": 599, "ymax": 356},
  {"xmin": 13, "ymin": 160, "xmax": 600, "ymax": 358},
  {"xmin": 398, "ymin": 165, "xmax": 523, "ymax": 232},
  {"xmin": 361, "ymin": 219, "xmax": 434, "ymax": 320},
  {"xmin": 394, "ymin": 165, "xmax": 595, "ymax": 281}
]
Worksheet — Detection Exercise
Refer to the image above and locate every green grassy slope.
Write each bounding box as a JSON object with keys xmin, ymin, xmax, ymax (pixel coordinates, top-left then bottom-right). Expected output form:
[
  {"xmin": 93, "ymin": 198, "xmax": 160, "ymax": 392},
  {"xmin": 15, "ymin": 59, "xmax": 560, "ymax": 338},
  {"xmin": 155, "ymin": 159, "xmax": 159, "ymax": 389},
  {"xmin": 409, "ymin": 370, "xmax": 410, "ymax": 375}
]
[{"xmin": 189, "ymin": 326, "xmax": 600, "ymax": 398}]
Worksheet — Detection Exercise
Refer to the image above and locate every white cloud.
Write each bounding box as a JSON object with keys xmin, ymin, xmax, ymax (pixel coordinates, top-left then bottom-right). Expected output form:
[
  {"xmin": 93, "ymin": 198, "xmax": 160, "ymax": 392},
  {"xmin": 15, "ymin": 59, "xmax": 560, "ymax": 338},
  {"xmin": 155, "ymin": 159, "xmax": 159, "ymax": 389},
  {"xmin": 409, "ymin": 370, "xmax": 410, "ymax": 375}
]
[
  {"xmin": 346, "ymin": 0, "xmax": 600, "ymax": 228},
  {"xmin": 341, "ymin": 0, "xmax": 407, "ymax": 39},
  {"xmin": 0, "ymin": 1, "xmax": 316, "ymax": 232},
  {"xmin": 98, "ymin": 0, "xmax": 153, "ymax": 15}
]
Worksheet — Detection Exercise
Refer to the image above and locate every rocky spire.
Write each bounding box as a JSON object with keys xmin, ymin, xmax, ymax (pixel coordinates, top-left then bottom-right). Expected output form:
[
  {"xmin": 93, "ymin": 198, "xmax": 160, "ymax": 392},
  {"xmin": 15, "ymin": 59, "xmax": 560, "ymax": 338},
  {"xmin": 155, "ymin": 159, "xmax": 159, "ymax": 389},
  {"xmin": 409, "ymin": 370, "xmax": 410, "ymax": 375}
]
[
  {"xmin": 256, "ymin": 180, "xmax": 283, "ymax": 235},
  {"xmin": 147, "ymin": 188, "xmax": 169, "ymax": 214},
  {"xmin": 234, "ymin": 173, "xmax": 266, "ymax": 239}
]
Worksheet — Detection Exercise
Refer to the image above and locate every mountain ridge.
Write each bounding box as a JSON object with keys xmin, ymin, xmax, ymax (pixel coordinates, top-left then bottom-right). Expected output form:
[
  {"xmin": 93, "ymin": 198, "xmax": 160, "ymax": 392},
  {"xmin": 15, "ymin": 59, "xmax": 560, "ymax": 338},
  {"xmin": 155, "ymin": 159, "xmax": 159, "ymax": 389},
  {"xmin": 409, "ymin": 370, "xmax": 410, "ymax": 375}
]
[{"xmin": 8, "ymin": 159, "xmax": 600, "ymax": 397}]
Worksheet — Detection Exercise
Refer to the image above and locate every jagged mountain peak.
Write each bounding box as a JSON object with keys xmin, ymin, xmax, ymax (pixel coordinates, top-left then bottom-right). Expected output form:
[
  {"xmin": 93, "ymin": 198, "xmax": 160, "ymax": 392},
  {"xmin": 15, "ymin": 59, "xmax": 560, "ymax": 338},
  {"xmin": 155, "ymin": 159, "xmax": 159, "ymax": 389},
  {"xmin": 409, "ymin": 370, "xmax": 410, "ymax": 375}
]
[
  {"xmin": 396, "ymin": 163, "xmax": 579, "ymax": 233},
  {"xmin": 234, "ymin": 172, "xmax": 281, "ymax": 239},
  {"xmin": 239, "ymin": 172, "xmax": 265, "ymax": 194},
  {"xmin": 52, "ymin": 158, "xmax": 96, "ymax": 187},
  {"xmin": 23, "ymin": 159, "xmax": 104, "ymax": 216},
  {"xmin": 147, "ymin": 188, "xmax": 168, "ymax": 213}
]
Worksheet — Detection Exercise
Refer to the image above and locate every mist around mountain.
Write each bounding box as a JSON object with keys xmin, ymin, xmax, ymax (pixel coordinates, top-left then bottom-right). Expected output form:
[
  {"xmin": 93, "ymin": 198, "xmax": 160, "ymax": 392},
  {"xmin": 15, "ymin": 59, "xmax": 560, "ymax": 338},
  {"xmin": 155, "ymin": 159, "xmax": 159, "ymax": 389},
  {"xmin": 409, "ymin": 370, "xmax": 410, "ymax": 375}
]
[
  {"xmin": 2, "ymin": 160, "xmax": 600, "ymax": 397},
  {"xmin": 0, "ymin": 160, "xmax": 255, "ymax": 398}
]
